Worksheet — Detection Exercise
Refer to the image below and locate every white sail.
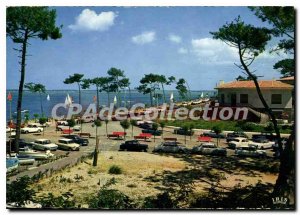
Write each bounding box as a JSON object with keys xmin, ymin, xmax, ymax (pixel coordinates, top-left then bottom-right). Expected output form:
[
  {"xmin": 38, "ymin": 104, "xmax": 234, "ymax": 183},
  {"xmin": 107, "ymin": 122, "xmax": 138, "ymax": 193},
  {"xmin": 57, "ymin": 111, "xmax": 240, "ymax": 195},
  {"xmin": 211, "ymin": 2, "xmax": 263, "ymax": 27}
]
[
  {"xmin": 200, "ymin": 92, "xmax": 204, "ymax": 98},
  {"xmin": 113, "ymin": 95, "xmax": 117, "ymax": 104},
  {"xmin": 170, "ymin": 92, "xmax": 174, "ymax": 102},
  {"xmin": 65, "ymin": 94, "xmax": 72, "ymax": 107},
  {"xmin": 47, "ymin": 94, "xmax": 50, "ymax": 101}
]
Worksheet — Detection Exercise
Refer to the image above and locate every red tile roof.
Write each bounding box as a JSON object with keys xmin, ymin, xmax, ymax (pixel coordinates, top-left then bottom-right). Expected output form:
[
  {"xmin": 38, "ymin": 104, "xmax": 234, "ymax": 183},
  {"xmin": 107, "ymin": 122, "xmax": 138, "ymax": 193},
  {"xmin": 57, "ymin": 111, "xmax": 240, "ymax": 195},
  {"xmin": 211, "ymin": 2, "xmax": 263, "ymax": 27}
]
[{"xmin": 216, "ymin": 80, "xmax": 293, "ymax": 89}]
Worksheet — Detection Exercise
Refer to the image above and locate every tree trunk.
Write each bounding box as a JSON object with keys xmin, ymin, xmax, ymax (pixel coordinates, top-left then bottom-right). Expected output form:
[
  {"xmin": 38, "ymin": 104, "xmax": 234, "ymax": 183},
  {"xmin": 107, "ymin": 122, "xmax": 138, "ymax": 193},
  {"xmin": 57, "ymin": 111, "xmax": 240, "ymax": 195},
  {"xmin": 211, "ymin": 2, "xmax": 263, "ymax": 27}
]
[
  {"xmin": 128, "ymin": 87, "xmax": 132, "ymax": 108},
  {"xmin": 107, "ymin": 92, "xmax": 110, "ymax": 107},
  {"xmin": 131, "ymin": 125, "xmax": 133, "ymax": 137},
  {"xmin": 96, "ymin": 86, "xmax": 100, "ymax": 114},
  {"xmin": 150, "ymin": 91, "xmax": 153, "ymax": 106},
  {"xmin": 161, "ymin": 83, "xmax": 166, "ymax": 103},
  {"xmin": 78, "ymin": 83, "xmax": 81, "ymax": 105},
  {"xmin": 105, "ymin": 123, "xmax": 108, "ymax": 137},
  {"xmin": 93, "ymin": 136, "xmax": 99, "ymax": 167},
  {"xmin": 15, "ymin": 30, "xmax": 29, "ymax": 153},
  {"xmin": 237, "ymin": 44, "xmax": 295, "ymax": 204}
]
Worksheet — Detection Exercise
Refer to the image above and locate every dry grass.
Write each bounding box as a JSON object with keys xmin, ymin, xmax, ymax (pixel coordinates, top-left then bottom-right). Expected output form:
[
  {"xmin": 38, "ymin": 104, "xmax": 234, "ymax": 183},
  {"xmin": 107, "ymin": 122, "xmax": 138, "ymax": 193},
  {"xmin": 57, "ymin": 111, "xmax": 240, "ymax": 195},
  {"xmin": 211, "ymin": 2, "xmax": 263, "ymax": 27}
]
[{"xmin": 34, "ymin": 151, "xmax": 278, "ymax": 206}]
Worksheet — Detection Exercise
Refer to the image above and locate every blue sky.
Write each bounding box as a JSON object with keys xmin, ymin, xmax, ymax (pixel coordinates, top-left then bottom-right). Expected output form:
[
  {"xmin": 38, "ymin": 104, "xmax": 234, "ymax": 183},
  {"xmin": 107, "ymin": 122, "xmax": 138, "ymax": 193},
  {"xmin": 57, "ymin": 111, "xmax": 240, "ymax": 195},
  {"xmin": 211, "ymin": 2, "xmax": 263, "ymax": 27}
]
[{"xmin": 6, "ymin": 6, "xmax": 289, "ymax": 90}]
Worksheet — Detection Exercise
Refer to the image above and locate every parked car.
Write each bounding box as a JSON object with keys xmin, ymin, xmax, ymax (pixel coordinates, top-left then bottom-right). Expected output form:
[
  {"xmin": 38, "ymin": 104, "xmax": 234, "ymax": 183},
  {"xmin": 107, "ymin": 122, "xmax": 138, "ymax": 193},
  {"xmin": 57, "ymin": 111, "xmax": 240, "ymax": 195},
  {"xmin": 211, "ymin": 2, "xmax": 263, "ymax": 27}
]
[
  {"xmin": 226, "ymin": 131, "xmax": 248, "ymax": 143},
  {"xmin": 174, "ymin": 128, "xmax": 194, "ymax": 136},
  {"xmin": 57, "ymin": 139, "xmax": 80, "ymax": 151},
  {"xmin": 202, "ymin": 130, "xmax": 226, "ymax": 139},
  {"xmin": 228, "ymin": 137, "xmax": 251, "ymax": 149},
  {"xmin": 21, "ymin": 125, "xmax": 43, "ymax": 134},
  {"xmin": 73, "ymin": 125, "xmax": 81, "ymax": 131},
  {"xmin": 18, "ymin": 147, "xmax": 54, "ymax": 160},
  {"xmin": 139, "ymin": 123, "xmax": 152, "ymax": 130},
  {"xmin": 6, "ymin": 126, "xmax": 15, "ymax": 133},
  {"xmin": 235, "ymin": 146, "xmax": 267, "ymax": 158},
  {"xmin": 56, "ymin": 125, "xmax": 70, "ymax": 131},
  {"xmin": 119, "ymin": 140, "xmax": 148, "ymax": 152},
  {"xmin": 57, "ymin": 120, "xmax": 69, "ymax": 126},
  {"xmin": 249, "ymin": 139, "xmax": 274, "ymax": 149},
  {"xmin": 28, "ymin": 122, "xmax": 51, "ymax": 128},
  {"xmin": 153, "ymin": 142, "xmax": 189, "ymax": 153},
  {"xmin": 62, "ymin": 135, "xmax": 89, "ymax": 146},
  {"xmin": 30, "ymin": 139, "xmax": 58, "ymax": 151},
  {"xmin": 192, "ymin": 142, "xmax": 227, "ymax": 156},
  {"xmin": 142, "ymin": 129, "xmax": 162, "ymax": 136}
]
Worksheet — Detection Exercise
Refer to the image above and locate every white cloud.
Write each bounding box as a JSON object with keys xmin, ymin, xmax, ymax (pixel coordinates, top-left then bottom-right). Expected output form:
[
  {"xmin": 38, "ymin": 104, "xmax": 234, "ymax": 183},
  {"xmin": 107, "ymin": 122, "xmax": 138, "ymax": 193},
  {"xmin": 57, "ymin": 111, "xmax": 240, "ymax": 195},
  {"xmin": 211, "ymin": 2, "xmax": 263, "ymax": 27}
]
[
  {"xmin": 69, "ymin": 9, "xmax": 117, "ymax": 32},
  {"xmin": 132, "ymin": 31, "xmax": 156, "ymax": 45},
  {"xmin": 178, "ymin": 47, "xmax": 188, "ymax": 54},
  {"xmin": 168, "ymin": 34, "xmax": 182, "ymax": 43},
  {"xmin": 191, "ymin": 38, "xmax": 238, "ymax": 64}
]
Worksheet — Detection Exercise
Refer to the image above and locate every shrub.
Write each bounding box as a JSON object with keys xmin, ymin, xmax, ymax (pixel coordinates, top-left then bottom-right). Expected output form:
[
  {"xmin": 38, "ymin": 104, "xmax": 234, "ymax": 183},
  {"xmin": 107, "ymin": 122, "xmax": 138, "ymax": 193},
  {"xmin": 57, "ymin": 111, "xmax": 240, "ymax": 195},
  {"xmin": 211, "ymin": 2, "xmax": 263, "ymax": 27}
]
[
  {"xmin": 38, "ymin": 192, "xmax": 77, "ymax": 209},
  {"xmin": 142, "ymin": 192, "xmax": 176, "ymax": 209},
  {"xmin": 7, "ymin": 176, "xmax": 36, "ymax": 207},
  {"xmin": 88, "ymin": 178, "xmax": 134, "ymax": 209},
  {"xmin": 108, "ymin": 165, "xmax": 123, "ymax": 175}
]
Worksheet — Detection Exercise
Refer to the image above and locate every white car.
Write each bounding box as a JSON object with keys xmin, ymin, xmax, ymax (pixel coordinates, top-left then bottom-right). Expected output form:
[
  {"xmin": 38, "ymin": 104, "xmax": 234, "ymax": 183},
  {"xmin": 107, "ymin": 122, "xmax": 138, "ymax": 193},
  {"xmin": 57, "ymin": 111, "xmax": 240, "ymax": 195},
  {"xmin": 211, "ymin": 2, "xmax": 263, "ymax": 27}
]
[
  {"xmin": 228, "ymin": 137, "xmax": 251, "ymax": 149},
  {"xmin": 57, "ymin": 138, "xmax": 80, "ymax": 151},
  {"xmin": 18, "ymin": 147, "xmax": 54, "ymax": 160},
  {"xmin": 31, "ymin": 139, "xmax": 58, "ymax": 151},
  {"xmin": 28, "ymin": 122, "xmax": 51, "ymax": 128},
  {"xmin": 249, "ymin": 139, "xmax": 275, "ymax": 150},
  {"xmin": 192, "ymin": 142, "xmax": 227, "ymax": 156},
  {"xmin": 6, "ymin": 126, "xmax": 15, "ymax": 133},
  {"xmin": 235, "ymin": 146, "xmax": 267, "ymax": 158},
  {"xmin": 57, "ymin": 120, "xmax": 69, "ymax": 126},
  {"xmin": 56, "ymin": 125, "xmax": 69, "ymax": 131},
  {"xmin": 21, "ymin": 125, "xmax": 43, "ymax": 133}
]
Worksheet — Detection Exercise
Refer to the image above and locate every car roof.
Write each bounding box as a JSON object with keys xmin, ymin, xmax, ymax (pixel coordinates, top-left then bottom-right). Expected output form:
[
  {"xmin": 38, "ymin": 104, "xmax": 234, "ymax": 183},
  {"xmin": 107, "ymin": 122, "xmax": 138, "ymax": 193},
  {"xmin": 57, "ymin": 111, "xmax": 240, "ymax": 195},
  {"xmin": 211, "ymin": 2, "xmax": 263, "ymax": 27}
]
[
  {"xmin": 35, "ymin": 139, "xmax": 50, "ymax": 141},
  {"xmin": 201, "ymin": 142, "xmax": 215, "ymax": 146},
  {"xmin": 233, "ymin": 137, "xmax": 247, "ymax": 140},
  {"xmin": 59, "ymin": 138, "xmax": 73, "ymax": 141}
]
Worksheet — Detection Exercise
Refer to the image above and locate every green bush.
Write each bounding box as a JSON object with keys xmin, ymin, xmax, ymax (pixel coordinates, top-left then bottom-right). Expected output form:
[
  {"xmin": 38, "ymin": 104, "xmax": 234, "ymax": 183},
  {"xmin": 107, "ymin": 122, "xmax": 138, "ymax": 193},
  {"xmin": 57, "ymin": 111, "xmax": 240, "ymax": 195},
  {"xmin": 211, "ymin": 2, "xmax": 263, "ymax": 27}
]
[
  {"xmin": 38, "ymin": 192, "xmax": 77, "ymax": 209},
  {"xmin": 7, "ymin": 176, "xmax": 36, "ymax": 207},
  {"xmin": 88, "ymin": 178, "xmax": 134, "ymax": 209},
  {"xmin": 108, "ymin": 165, "xmax": 123, "ymax": 175},
  {"xmin": 142, "ymin": 192, "xmax": 177, "ymax": 209}
]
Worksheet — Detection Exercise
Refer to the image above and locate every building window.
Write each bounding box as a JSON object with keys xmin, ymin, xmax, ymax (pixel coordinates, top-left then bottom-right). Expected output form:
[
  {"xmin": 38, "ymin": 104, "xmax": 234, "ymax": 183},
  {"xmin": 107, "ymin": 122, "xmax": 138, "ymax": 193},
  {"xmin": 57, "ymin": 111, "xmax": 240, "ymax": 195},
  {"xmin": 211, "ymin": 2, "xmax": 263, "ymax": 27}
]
[
  {"xmin": 240, "ymin": 94, "xmax": 248, "ymax": 104},
  {"xmin": 271, "ymin": 94, "xmax": 282, "ymax": 104}
]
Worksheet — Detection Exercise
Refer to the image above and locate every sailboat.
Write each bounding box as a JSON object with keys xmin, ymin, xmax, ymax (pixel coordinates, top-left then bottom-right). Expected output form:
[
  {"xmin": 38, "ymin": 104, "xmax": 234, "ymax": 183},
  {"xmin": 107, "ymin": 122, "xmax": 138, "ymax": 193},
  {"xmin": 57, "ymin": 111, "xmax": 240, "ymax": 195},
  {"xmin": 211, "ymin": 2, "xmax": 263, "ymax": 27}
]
[
  {"xmin": 64, "ymin": 94, "xmax": 72, "ymax": 107},
  {"xmin": 113, "ymin": 95, "xmax": 117, "ymax": 106},
  {"xmin": 170, "ymin": 92, "xmax": 174, "ymax": 103},
  {"xmin": 47, "ymin": 94, "xmax": 50, "ymax": 101}
]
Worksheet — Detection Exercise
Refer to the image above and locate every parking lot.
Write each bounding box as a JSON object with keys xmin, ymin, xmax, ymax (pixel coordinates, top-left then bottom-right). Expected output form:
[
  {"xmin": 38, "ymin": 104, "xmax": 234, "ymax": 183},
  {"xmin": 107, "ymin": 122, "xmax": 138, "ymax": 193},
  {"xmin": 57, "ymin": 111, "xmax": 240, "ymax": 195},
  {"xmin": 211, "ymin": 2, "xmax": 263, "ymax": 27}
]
[{"xmin": 6, "ymin": 120, "xmax": 279, "ymax": 179}]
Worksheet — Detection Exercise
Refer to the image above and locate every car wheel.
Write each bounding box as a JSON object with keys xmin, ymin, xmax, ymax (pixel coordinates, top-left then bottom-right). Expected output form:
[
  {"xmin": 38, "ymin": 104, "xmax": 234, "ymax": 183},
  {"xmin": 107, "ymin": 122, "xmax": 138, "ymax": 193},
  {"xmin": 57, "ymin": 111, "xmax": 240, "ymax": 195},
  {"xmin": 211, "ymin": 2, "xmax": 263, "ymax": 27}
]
[
  {"xmin": 25, "ymin": 131, "xmax": 29, "ymax": 134},
  {"xmin": 144, "ymin": 149, "xmax": 147, "ymax": 152},
  {"xmin": 38, "ymin": 130, "xmax": 42, "ymax": 133},
  {"xmin": 260, "ymin": 146, "xmax": 264, "ymax": 150}
]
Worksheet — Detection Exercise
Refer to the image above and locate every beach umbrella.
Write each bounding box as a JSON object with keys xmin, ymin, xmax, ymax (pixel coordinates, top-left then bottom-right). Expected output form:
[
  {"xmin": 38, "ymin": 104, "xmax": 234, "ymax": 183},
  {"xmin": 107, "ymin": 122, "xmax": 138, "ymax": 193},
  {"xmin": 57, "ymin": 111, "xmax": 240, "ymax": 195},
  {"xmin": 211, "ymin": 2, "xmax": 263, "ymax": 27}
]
[
  {"xmin": 47, "ymin": 94, "xmax": 50, "ymax": 101},
  {"xmin": 170, "ymin": 92, "xmax": 174, "ymax": 103}
]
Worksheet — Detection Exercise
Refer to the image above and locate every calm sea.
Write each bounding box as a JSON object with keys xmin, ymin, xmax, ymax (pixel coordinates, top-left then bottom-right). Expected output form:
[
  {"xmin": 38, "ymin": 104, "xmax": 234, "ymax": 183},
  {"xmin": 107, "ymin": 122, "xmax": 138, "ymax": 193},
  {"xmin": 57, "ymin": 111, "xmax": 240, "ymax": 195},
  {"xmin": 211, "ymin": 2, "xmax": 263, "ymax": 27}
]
[{"xmin": 6, "ymin": 90, "xmax": 216, "ymax": 120}]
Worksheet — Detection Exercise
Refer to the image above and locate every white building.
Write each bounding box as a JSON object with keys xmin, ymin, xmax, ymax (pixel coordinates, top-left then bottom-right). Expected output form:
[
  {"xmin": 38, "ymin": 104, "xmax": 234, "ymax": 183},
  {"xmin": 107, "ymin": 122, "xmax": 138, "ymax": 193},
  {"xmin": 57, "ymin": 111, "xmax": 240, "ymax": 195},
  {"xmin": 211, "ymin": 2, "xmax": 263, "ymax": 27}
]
[{"xmin": 215, "ymin": 80, "xmax": 293, "ymax": 117}]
